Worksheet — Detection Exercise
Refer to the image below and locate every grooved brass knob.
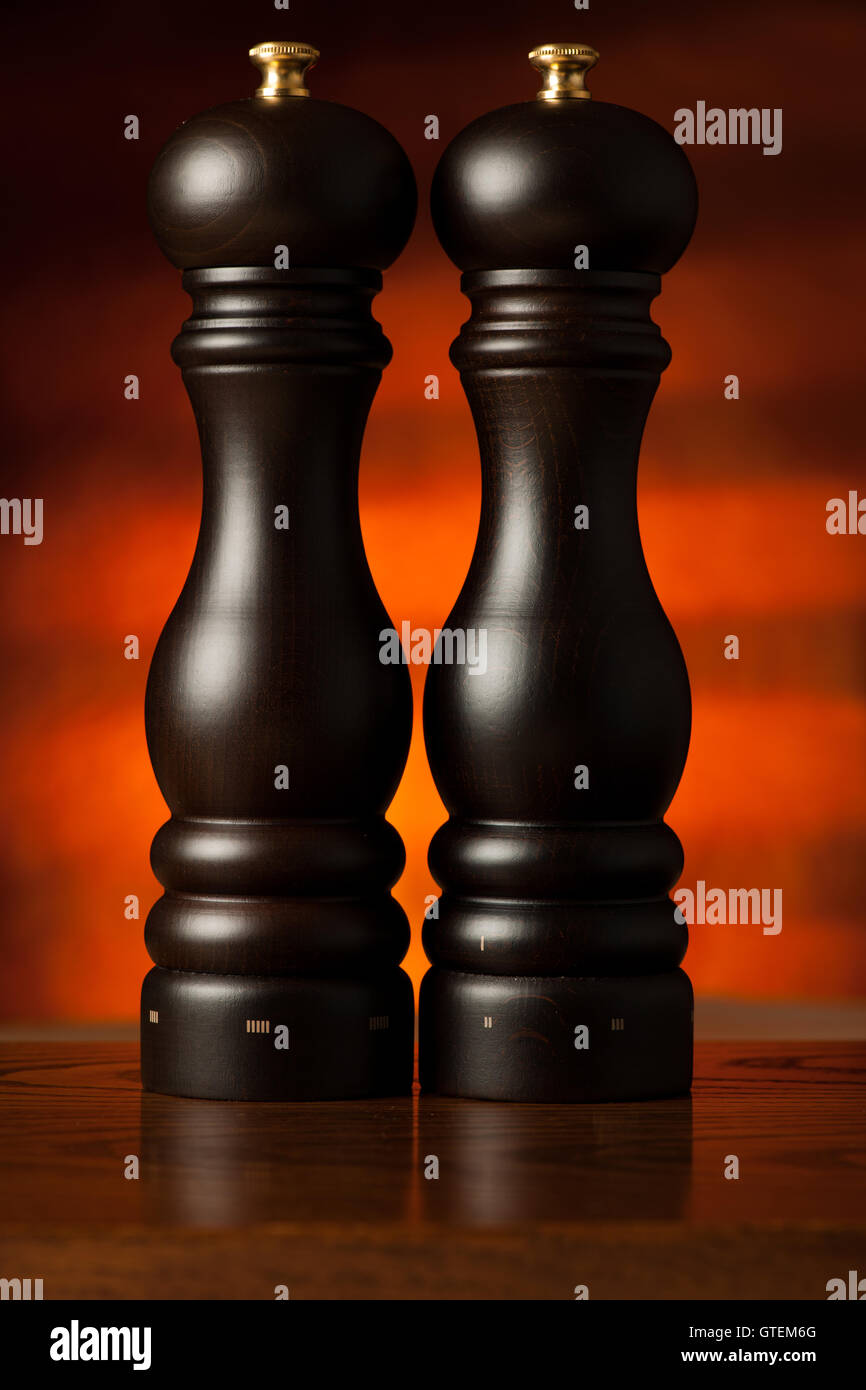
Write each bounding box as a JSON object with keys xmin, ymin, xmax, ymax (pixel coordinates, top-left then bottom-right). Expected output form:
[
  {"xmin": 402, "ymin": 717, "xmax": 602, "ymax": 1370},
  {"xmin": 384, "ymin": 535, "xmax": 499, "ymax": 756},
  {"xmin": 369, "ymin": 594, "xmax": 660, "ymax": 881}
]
[
  {"xmin": 529, "ymin": 44, "xmax": 599, "ymax": 101},
  {"xmin": 249, "ymin": 41, "xmax": 319, "ymax": 99}
]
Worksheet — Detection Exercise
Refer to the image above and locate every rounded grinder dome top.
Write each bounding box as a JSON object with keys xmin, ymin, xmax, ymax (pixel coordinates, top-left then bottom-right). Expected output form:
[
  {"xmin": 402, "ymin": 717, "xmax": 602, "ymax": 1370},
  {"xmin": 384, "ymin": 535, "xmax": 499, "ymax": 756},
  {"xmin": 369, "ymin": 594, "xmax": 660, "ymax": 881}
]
[
  {"xmin": 147, "ymin": 42, "xmax": 417, "ymax": 272},
  {"xmin": 431, "ymin": 44, "xmax": 697, "ymax": 275}
]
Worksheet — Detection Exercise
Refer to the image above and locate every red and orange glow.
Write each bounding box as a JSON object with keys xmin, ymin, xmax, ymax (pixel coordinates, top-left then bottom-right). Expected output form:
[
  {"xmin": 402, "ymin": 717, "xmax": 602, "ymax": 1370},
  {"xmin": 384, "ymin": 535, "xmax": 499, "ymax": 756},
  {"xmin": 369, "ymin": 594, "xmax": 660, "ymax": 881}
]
[{"xmin": 0, "ymin": 0, "xmax": 864, "ymax": 1018}]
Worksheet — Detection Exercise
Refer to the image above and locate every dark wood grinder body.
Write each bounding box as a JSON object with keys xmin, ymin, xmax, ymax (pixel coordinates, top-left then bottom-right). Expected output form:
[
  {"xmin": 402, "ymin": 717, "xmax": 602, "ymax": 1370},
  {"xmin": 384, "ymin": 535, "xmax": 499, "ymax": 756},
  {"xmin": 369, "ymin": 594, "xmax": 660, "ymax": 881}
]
[
  {"xmin": 420, "ymin": 46, "xmax": 699, "ymax": 1101},
  {"xmin": 141, "ymin": 44, "xmax": 417, "ymax": 1099}
]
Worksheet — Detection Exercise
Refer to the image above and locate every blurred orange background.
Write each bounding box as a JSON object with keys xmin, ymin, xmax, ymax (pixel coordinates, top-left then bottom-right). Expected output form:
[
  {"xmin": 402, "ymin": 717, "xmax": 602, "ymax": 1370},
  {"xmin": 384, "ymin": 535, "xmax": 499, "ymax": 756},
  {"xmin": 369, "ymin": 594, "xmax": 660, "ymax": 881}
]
[{"xmin": 0, "ymin": 0, "xmax": 864, "ymax": 1020}]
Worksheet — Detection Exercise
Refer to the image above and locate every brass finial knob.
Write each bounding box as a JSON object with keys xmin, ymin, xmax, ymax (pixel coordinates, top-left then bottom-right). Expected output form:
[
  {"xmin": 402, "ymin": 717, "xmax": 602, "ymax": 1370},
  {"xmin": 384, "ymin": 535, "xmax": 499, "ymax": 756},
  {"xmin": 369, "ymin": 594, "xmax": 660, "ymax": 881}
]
[
  {"xmin": 529, "ymin": 44, "xmax": 599, "ymax": 101},
  {"xmin": 249, "ymin": 41, "xmax": 319, "ymax": 99}
]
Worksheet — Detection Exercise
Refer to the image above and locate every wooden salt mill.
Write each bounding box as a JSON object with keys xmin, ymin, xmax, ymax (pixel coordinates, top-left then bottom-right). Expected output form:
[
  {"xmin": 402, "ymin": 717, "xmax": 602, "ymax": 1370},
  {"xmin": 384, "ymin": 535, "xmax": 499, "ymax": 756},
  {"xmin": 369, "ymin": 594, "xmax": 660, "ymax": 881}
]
[
  {"xmin": 420, "ymin": 44, "xmax": 698, "ymax": 1101},
  {"xmin": 142, "ymin": 42, "xmax": 417, "ymax": 1100}
]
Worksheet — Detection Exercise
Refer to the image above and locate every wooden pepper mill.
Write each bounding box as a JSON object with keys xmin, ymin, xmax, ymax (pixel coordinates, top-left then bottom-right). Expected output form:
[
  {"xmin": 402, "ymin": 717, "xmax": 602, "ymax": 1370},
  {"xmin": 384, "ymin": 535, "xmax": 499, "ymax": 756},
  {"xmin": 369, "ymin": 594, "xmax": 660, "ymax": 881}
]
[
  {"xmin": 141, "ymin": 42, "xmax": 417, "ymax": 1100},
  {"xmin": 420, "ymin": 44, "xmax": 698, "ymax": 1101}
]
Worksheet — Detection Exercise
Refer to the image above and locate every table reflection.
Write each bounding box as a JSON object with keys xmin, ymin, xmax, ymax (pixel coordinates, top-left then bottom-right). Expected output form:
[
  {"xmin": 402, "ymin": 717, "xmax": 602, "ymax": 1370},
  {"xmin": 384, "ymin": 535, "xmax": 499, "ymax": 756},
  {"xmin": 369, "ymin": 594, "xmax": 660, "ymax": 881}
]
[{"xmin": 139, "ymin": 1090, "xmax": 692, "ymax": 1226}]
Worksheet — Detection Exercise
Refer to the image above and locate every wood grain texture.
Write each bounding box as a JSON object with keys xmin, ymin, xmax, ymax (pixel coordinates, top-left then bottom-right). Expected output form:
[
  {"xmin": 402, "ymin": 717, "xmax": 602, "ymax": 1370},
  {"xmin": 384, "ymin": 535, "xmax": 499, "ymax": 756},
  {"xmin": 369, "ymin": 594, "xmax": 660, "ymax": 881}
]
[
  {"xmin": 0, "ymin": 1043, "xmax": 863, "ymax": 1299},
  {"xmin": 148, "ymin": 94, "xmax": 417, "ymax": 271}
]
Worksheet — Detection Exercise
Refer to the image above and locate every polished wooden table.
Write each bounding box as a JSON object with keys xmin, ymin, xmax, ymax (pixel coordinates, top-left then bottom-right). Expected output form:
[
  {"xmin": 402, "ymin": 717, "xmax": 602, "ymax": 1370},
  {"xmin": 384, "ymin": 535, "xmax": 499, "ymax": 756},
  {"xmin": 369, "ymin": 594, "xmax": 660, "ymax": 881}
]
[{"xmin": 0, "ymin": 1042, "xmax": 863, "ymax": 1299}]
